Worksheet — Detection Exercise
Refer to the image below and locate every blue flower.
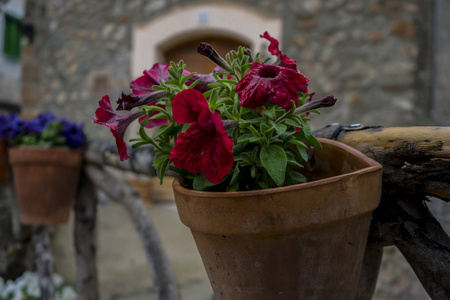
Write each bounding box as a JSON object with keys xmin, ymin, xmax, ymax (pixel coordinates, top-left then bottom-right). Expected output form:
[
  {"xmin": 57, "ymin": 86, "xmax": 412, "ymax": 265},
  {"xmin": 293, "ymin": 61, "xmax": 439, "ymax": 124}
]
[{"xmin": 60, "ymin": 120, "xmax": 86, "ymax": 148}]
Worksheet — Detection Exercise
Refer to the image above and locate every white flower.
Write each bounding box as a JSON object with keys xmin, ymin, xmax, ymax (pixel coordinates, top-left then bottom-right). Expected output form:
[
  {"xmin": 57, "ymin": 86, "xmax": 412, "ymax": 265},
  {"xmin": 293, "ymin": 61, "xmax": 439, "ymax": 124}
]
[
  {"xmin": 12, "ymin": 288, "xmax": 23, "ymax": 300},
  {"xmin": 52, "ymin": 274, "xmax": 64, "ymax": 288},
  {"xmin": 60, "ymin": 286, "xmax": 78, "ymax": 300},
  {"xmin": 26, "ymin": 278, "xmax": 41, "ymax": 298},
  {"xmin": 1, "ymin": 280, "xmax": 16, "ymax": 298}
]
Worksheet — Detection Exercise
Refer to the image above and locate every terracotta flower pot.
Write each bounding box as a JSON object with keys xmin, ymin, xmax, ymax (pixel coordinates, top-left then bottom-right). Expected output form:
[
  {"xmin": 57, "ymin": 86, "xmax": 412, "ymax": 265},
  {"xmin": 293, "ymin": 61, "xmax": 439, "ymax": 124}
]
[
  {"xmin": 8, "ymin": 147, "xmax": 83, "ymax": 225},
  {"xmin": 0, "ymin": 140, "xmax": 8, "ymax": 182},
  {"xmin": 173, "ymin": 138, "xmax": 382, "ymax": 300}
]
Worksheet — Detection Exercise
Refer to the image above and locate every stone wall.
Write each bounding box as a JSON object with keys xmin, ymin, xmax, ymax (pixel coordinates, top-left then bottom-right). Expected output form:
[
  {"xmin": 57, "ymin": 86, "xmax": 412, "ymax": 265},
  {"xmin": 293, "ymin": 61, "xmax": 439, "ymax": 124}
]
[{"xmin": 21, "ymin": 0, "xmax": 440, "ymax": 139}]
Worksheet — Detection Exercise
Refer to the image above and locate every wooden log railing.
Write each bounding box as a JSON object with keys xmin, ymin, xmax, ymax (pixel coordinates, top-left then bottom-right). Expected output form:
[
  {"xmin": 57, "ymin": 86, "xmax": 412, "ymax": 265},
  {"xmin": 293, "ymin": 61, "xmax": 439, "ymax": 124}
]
[
  {"xmin": 313, "ymin": 124, "xmax": 450, "ymax": 300},
  {"xmin": 3, "ymin": 125, "xmax": 450, "ymax": 300}
]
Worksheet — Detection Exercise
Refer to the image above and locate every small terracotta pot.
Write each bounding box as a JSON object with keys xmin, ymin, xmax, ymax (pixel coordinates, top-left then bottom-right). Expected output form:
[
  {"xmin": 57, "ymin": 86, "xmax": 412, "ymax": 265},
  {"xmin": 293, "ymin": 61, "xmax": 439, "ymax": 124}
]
[
  {"xmin": 9, "ymin": 147, "xmax": 83, "ymax": 225},
  {"xmin": 173, "ymin": 138, "xmax": 382, "ymax": 300},
  {"xmin": 0, "ymin": 140, "xmax": 8, "ymax": 182}
]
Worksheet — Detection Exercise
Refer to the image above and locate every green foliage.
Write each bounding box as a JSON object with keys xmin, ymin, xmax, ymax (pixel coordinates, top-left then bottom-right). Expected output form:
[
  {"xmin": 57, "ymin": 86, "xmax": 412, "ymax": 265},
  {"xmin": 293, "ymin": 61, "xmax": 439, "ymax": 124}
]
[
  {"xmin": 132, "ymin": 48, "xmax": 321, "ymax": 191},
  {"xmin": 13, "ymin": 121, "xmax": 67, "ymax": 148}
]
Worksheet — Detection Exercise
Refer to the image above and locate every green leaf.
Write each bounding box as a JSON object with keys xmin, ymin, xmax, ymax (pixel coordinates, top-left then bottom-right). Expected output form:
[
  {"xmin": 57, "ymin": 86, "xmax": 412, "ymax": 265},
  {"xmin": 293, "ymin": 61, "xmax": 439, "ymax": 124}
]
[
  {"xmin": 287, "ymin": 159, "xmax": 303, "ymax": 169},
  {"xmin": 250, "ymin": 136, "xmax": 264, "ymax": 143},
  {"xmin": 307, "ymin": 134, "xmax": 322, "ymax": 149},
  {"xmin": 284, "ymin": 118, "xmax": 303, "ymax": 128},
  {"xmin": 208, "ymin": 89, "xmax": 219, "ymax": 109},
  {"xmin": 296, "ymin": 145, "xmax": 309, "ymax": 161},
  {"xmin": 260, "ymin": 123, "xmax": 269, "ymax": 133},
  {"xmin": 180, "ymin": 72, "xmax": 196, "ymax": 85},
  {"xmin": 237, "ymin": 133, "xmax": 256, "ymax": 144},
  {"xmin": 250, "ymin": 165, "xmax": 256, "ymax": 178},
  {"xmin": 262, "ymin": 106, "xmax": 276, "ymax": 119},
  {"xmin": 217, "ymin": 79, "xmax": 238, "ymax": 85},
  {"xmin": 232, "ymin": 143, "xmax": 246, "ymax": 155},
  {"xmin": 302, "ymin": 123, "xmax": 311, "ymax": 139},
  {"xmin": 153, "ymin": 152, "xmax": 170, "ymax": 165},
  {"xmin": 260, "ymin": 144, "xmax": 287, "ymax": 187},
  {"xmin": 156, "ymin": 159, "xmax": 170, "ymax": 185},
  {"xmin": 257, "ymin": 180, "xmax": 270, "ymax": 189},
  {"xmin": 227, "ymin": 181, "xmax": 240, "ymax": 192},
  {"xmin": 270, "ymin": 122, "xmax": 287, "ymax": 135},
  {"xmin": 288, "ymin": 140, "xmax": 307, "ymax": 148},
  {"xmin": 152, "ymin": 125, "xmax": 170, "ymax": 139},
  {"xmin": 230, "ymin": 164, "xmax": 240, "ymax": 185},
  {"xmin": 290, "ymin": 171, "xmax": 307, "ymax": 184},
  {"xmin": 193, "ymin": 174, "xmax": 219, "ymax": 191}
]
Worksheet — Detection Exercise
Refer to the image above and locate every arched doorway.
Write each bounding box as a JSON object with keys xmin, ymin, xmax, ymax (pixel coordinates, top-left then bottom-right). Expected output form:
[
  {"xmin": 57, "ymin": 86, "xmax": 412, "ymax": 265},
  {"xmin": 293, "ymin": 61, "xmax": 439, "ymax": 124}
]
[
  {"xmin": 163, "ymin": 36, "xmax": 250, "ymax": 74},
  {"xmin": 131, "ymin": 3, "xmax": 282, "ymax": 78}
]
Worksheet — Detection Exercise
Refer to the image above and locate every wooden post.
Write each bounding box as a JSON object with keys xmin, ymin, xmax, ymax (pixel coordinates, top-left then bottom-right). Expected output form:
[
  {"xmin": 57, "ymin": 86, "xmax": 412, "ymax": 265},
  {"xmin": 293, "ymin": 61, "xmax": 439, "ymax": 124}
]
[
  {"xmin": 33, "ymin": 226, "xmax": 55, "ymax": 300},
  {"xmin": 75, "ymin": 175, "xmax": 99, "ymax": 300},
  {"xmin": 85, "ymin": 164, "xmax": 180, "ymax": 300}
]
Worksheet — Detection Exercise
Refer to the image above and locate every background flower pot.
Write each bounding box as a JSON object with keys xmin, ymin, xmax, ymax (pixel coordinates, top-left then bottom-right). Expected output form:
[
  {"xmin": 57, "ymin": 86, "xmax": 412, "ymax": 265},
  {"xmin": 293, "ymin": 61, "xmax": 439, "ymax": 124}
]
[
  {"xmin": 173, "ymin": 138, "xmax": 382, "ymax": 300},
  {"xmin": 9, "ymin": 147, "xmax": 83, "ymax": 225},
  {"xmin": 0, "ymin": 140, "xmax": 8, "ymax": 182}
]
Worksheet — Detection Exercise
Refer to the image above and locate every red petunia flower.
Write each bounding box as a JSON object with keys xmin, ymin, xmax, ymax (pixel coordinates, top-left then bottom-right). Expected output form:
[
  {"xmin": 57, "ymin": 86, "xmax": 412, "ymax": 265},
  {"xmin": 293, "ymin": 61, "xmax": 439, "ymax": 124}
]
[
  {"xmin": 172, "ymin": 89, "xmax": 210, "ymax": 124},
  {"xmin": 121, "ymin": 63, "xmax": 217, "ymax": 111},
  {"xmin": 236, "ymin": 62, "xmax": 309, "ymax": 110},
  {"xmin": 116, "ymin": 90, "xmax": 168, "ymax": 111},
  {"xmin": 130, "ymin": 63, "xmax": 170, "ymax": 95},
  {"xmin": 170, "ymin": 89, "xmax": 234, "ymax": 184},
  {"xmin": 94, "ymin": 95, "xmax": 145, "ymax": 161},
  {"xmin": 261, "ymin": 31, "xmax": 298, "ymax": 70}
]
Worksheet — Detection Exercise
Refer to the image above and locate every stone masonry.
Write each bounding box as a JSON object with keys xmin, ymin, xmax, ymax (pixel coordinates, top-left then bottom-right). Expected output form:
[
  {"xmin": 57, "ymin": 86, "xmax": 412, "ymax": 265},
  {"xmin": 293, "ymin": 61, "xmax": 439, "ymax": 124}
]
[{"xmin": 21, "ymin": 0, "xmax": 445, "ymax": 135}]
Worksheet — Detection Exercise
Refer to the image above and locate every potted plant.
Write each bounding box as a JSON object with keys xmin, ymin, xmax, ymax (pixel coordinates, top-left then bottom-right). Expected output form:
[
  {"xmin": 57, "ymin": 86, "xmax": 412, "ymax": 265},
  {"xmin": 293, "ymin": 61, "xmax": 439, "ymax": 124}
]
[
  {"xmin": 94, "ymin": 32, "xmax": 382, "ymax": 300},
  {"xmin": 0, "ymin": 112, "xmax": 86, "ymax": 225}
]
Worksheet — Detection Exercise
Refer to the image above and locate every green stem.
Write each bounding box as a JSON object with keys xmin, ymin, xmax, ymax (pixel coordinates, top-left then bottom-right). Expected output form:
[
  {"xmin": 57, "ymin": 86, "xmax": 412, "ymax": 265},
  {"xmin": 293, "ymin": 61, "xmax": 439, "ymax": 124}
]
[{"xmin": 248, "ymin": 125, "xmax": 262, "ymax": 137}]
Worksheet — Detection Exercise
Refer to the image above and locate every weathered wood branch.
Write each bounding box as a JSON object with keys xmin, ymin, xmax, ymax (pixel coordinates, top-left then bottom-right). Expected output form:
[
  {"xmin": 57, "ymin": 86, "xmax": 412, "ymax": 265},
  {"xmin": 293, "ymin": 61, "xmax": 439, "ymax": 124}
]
[
  {"xmin": 75, "ymin": 175, "xmax": 99, "ymax": 300},
  {"xmin": 369, "ymin": 193, "xmax": 450, "ymax": 300},
  {"xmin": 85, "ymin": 164, "xmax": 180, "ymax": 300},
  {"xmin": 33, "ymin": 226, "xmax": 55, "ymax": 300},
  {"xmin": 85, "ymin": 140, "xmax": 155, "ymax": 176},
  {"xmin": 314, "ymin": 125, "xmax": 450, "ymax": 300},
  {"xmin": 335, "ymin": 126, "xmax": 450, "ymax": 201}
]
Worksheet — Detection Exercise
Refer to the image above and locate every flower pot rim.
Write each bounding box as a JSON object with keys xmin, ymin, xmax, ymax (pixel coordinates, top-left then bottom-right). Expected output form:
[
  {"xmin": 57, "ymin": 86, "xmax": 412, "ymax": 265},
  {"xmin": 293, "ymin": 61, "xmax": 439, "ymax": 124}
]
[
  {"xmin": 8, "ymin": 146, "xmax": 83, "ymax": 167},
  {"xmin": 9, "ymin": 145, "xmax": 81, "ymax": 152},
  {"xmin": 173, "ymin": 138, "xmax": 382, "ymax": 198}
]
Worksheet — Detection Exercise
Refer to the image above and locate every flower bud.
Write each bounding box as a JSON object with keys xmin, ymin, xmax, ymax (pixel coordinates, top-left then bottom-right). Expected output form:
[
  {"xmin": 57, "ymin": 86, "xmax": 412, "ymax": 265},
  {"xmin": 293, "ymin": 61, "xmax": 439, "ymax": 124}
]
[
  {"xmin": 197, "ymin": 43, "xmax": 232, "ymax": 72},
  {"xmin": 295, "ymin": 96, "xmax": 337, "ymax": 115}
]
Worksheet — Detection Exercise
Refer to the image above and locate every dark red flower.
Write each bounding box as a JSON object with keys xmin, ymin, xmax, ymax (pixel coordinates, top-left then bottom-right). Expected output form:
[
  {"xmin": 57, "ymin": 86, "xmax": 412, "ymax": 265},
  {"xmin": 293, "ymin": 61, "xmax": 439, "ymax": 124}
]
[
  {"xmin": 169, "ymin": 89, "xmax": 234, "ymax": 184},
  {"xmin": 172, "ymin": 89, "xmax": 210, "ymax": 124},
  {"xmin": 122, "ymin": 63, "xmax": 216, "ymax": 111},
  {"xmin": 184, "ymin": 67, "xmax": 220, "ymax": 93},
  {"xmin": 130, "ymin": 63, "xmax": 170, "ymax": 95},
  {"xmin": 261, "ymin": 32, "xmax": 298, "ymax": 70},
  {"xmin": 116, "ymin": 90, "xmax": 168, "ymax": 111},
  {"xmin": 236, "ymin": 62, "xmax": 309, "ymax": 110},
  {"xmin": 94, "ymin": 95, "xmax": 145, "ymax": 160}
]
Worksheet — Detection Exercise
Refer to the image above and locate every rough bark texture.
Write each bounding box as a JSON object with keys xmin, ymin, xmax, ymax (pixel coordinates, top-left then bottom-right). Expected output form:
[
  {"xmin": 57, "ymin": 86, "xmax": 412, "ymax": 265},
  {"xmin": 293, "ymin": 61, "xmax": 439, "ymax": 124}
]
[
  {"xmin": 85, "ymin": 164, "xmax": 180, "ymax": 300},
  {"xmin": 75, "ymin": 175, "xmax": 99, "ymax": 300},
  {"xmin": 0, "ymin": 180, "xmax": 33, "ymax": 280},
  {"xmin": 85, "ymin": 141, "xmax": 155, "ymax": 176},
  {"xmin": 33, "ymin": 226, "xmax": 55, "ymax": 300}
]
